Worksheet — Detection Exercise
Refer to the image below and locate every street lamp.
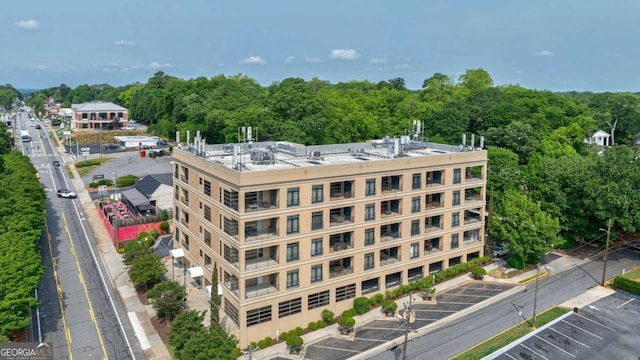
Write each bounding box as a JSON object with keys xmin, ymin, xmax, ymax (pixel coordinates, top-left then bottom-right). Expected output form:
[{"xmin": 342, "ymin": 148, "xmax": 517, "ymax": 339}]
[
  {"xmin": 532, "ymin": 263, "xmax": 552, "ymax": 328},
  {"xmin": 398, "ymin": 295, "xmax": 416, "ymax": 360},
  {"xmin": 599, "ymin": 219, "xmax": 612, "ymax": 286}
]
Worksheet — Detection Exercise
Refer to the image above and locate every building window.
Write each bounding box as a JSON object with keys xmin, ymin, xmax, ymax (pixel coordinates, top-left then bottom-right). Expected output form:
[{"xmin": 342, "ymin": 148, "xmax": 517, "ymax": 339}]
[
  {"xmin": 223, "ymin": 190, "xmax": 238, "ymax": 210},
  {"xmin": 411, "ymin": 196, "xmax": 421, "ymax": 213},
  {"xmin": 308, "ymin": 290, "xmax": 330, "ymax": 310},
  {"xmin": 203, "ymin": 180, "xmax": 211, "ymax": 196},
  {"xmin": 364, "ymin": 253, "xmax": 375, "ymax": 270},
  {"xmin": 452, "ymin": 212, "xmax": 460, "ymax": 227},
  {"xmin": 312, "ymin": 185, "xmax": 324, "ymax": 204},
  {"xmin": 183, "ymin": 235, "xmax": 190, "ymax": 250},
  {"xmin": 223, "ymin": 217, "xmax": 238, "ymax": 236},
  {"xmin": 204, "ymin": 230, "xmax": 211, "ymax": 247},
  {"xmin": 412, "ymin": 173, "xmax": 422, "ymax": 190},
  {"xmin": 410, "ymin": 243, "xmax": 420, "ymax": 259},
  {"xmin": 452, "ymin": 191, "xmax": 461, "ymax": 206},
  {"xmin": 287, "ymin": 187, "xmax": 300, "ymax": 207},
  {"xmin": 286, "ymin": 270, "xmax": 299, "ymax": 289},
  {"xmin": 247, "ymin": 305, "xmax": 272, "ymax": 327},
  {"xmin": 411, "ymin": 220, "xmax": 420, "ymax": 236},
  {"xmin": 224, "ymin": 299, "xmax": 239, "ymax": 326},
  {"xmin": 453, "ymin": 169, "xmax": 461, "ymax": 184},
  {"xmin": 204, "ymin": 255, "xmax": 212, "ymax": 271},
  {"xmin": 287, "ymin": 243, "xmax": 299, "ymax": 262},
  {"xmin": 287, "ymin": 215, "xmax": 299, "ymax": 234},
  {"xmin": 311, "ymin": 211, "xmax": 323, "ymax": 230},
  {"xmin": 451, "ymin": 234, "xmax": 459, "ymax": 249},
  {"xmin": 311, "ymin": 238, "xmax": 323, "ymax": 256},
  {"xmin": 278, "ymin": 298, "xmax": 302, "ymax": 318},
  {"xmin": 364, "ymin": 228, "xmax": 375, "ymax": 246},
  {"xmin": 311, "ymin": 265, "xmax": 323, "ymax": 283},
  {"xmin": 203, "ymin": 205, "xmax": 211, "ymax": 221},
  {"xmin": 335, "ymin": 284, "xmax": 356, "ymax": 302},
  {"xmin": 365, "ymin": 179, "xmax": 376, "ymax": 196},
  {"xmin": 223, "ymin": 245, "xmax": 239, "ymax": 265},
  {"xmin": 365, "ymin": 204, "xmax": 375, "ymax": 221}
]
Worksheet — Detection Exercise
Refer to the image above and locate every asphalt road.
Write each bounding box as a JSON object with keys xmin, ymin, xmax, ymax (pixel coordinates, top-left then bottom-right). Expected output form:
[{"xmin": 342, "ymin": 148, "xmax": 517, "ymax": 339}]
[
  {"xmin": 367, "ymin": 250, "xmax": 640, "ymax": 360},
  {"xmin": 24, "ymin": 115, "xmax": 144, "ymax": 359}
]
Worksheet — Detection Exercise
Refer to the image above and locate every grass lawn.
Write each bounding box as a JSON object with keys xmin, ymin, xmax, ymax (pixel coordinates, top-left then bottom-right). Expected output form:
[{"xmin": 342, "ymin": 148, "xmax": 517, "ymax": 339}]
[
  {"xmin": 620, "ymin": 266, "xmax": 640, "ymax": 281},
  {"xmin": 451, "ymin": 307, "xmax": 570, "ymax": 360},
  {"xmin": 75, "ymin": 158, "xmax": 111, "ymax": 178}
]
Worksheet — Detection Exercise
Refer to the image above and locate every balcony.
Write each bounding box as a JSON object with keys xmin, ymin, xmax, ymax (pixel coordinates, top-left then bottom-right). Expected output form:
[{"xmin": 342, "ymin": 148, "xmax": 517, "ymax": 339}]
[
  {"xmin": 424, "ymin": 237, "xmax": 442, "ymax": 255},
  {"xmin": 329, "ymin": 258, "xmax": 354, "ymax": 278},
  {"xmin": 426, "ymin": 171, "xmax": 444, "ymax": 187},
  {"xmin": 381, "ymin": 175, "xmax": 402, "ymax": 193},
  {"xmin": 380, "ymin": 199, "xmax": 400, "ymax": 218},
  {"xmin": 380, "ymin": 247, "xmax": 400, "ymax": 266},
  {"xmin": 245, "ymin": 224, "xmax": 278, "ymax": 241},
  {"xmin": 245, "ymin": 274, "xmax": 278, "ymax": 299},
  {"xmin": 464, "ymin": 188, "xmax": 483, "ymax": 203},
  {"xmin": 330, "ymin": 209, "xmax": 354, "ymax": 227},
  {"xmin": 180, "ymin": 175, "xmax": 189, "ymax": 183},
  {"xmin": 181, "ymin": 196, "xmax": 189, "ymax": 206},
  {"xmin": 245, "ymin": 246, "xmax": 279, "ymax": 271},
  {"xmin": 465, "ymin": 166, "xmax": 483, "ymax": 182},
  {"xmin": 464, "ymin": 209, "xmax": 482, "ymax": 225},
  {"xmin": 425, "ymin": 193, "xmax": 443, "ymax": 210},
  {"xmin": 330, "ymin": 181, "xmax": 354, "ymax": 200},
  {"xmin": 463, "ymin": 229, "xmax": 481, "ymax": 246},
  {"xmin": 244, "ymin": 190, "xmax": 278, "ymax": 212}
]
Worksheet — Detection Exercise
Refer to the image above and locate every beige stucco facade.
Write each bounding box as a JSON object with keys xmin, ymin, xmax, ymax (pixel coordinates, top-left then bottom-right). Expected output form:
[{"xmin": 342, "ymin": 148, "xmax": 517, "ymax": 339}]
[{"xmin": 172, "ymin": 139, "xmax": 487, "ymax": 348}]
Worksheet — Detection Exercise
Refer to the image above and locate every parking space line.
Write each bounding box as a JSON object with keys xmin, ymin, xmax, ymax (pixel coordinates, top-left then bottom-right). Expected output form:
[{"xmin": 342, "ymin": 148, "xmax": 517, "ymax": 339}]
[
  {"xmin": 359, "ymin": 326, "xmax": 404, "ymax": 331},
  {"xmin": 415, "ymin": 309, "xmax": 456, "ymax": 313},
  {"xmin": 504, "ymin": 352, "xmax": 518, "ymax": 360},
  {"xmin": 549, "ymin": 327, "xmax": 590, "ymax": 349},
  {"xmin": 561, "ymin": 320, "xmax": 603, "ymax": 339},
  {"xmin": 520, "ymin": 344, "xmax": 549, "ymax": 360},
  {"xmin": 445, "ymin": 294, "xmax": 491, "ymax": 298},
  {"xmin": 355, "ymin": 337, "xmax": 388, "ymax": 343},
  {"xmin": 438, "ymin": 301, "xmax": 475, "ymax": 305},
  {"xmin": 616, "ymin": 298, "xmax": 634, "ymax": 309},
  {"xmin": 534, "ymin": 334, "xmax": 576, "ymax": 358},
  {"xmin": 311, "ymin": 345, "xmax": 361, "ymax": 353},
  {"xmin": 575, "ymin": 313, "xmax": 615, "ymax": 332}
]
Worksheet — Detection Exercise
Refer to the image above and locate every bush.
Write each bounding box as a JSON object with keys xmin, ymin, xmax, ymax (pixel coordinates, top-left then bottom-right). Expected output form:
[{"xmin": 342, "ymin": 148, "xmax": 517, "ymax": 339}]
[
  {"xmin": 381, "ymin": 300, "xmax": 397, "ymax": 314},
  {"xmin": 160, "ymin": 221, "xmax": 170, "ymax": 234},
  {"xmin": 614, "ymin": 276, "xmax": 640, "ymax": 295},
  {"xmin": 341, "ymin": 309, "xmax": 356, "ymax": 318},
  {"xmin": 321, "ymin": 309, "xmax": 334, "ymax": 324},
  {"xmin": 370, "ymin": 293, "xmax": 384, "ymax": 306},
  {"xmin": 507, "ymin": 255, "xmax": 525, "ymax": 270},
  {"xmin": 75, "ymin": 159, "xmax": 104, "ymax": 167},
  {"xmin": 257, "ymin": 339, "xmax": 266, "ymax": 349},
  {"xmin": 556, "ymin": 237, "xmax": 576, "ymax": 249},
  {"xmin": 280, "ymin": 331, "xmax": 289, "ymax": 341},
  {"xmin": 338, "ymin": 316, "xmax": 355, "ymax": 329},
  {"xmin": 294, "ymin": 326, "xmax": 304, "ymax": 336},
  {"xmin": 316, "ymin": 320, "xmax": 327, "ymax": 329},
  {"xmin": 308, "ymin": 322, "xmax": 318, "ymax": 331},
  {"xmin": 149, "ymin": 228, "xmax": 159, "ymax": 239},
  {"xmin": 232, "ymin": 347, "xmax": 242, "ymax": 358},
  {"xmin": 264, "ymin": 336, "xmax": 273, "ymax": 347},
  {"xmin": 116, "ymin": 174, "xmax": 137, "ymax": 187},
  {"xmin": 138, "ymin": 231, "xmax": 154, "ymax": 248},
  {"xmin": 161, "ymin": 209, "xmax": 169, "ymax": 221},
  {"xmin": 286, "ymin": 335, "xmax": 303, "ymax": 352},
  {"xmin": 353, "ymin": 297, "xmax": 370, "ymax": 315},
  {"xmin": 89, "ymin": 179, "xmax": 114, "ymax": 188},
  {"xmin": 471, "ymin": 266, "xmax": 487, "ymax": 280}
]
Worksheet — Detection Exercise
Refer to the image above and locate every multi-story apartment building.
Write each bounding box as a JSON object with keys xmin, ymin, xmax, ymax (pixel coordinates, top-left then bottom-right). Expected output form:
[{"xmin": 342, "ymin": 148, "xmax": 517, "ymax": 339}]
[{"xmin": 172, "ymin": 135, "xmax": 487, "ymax": 348}]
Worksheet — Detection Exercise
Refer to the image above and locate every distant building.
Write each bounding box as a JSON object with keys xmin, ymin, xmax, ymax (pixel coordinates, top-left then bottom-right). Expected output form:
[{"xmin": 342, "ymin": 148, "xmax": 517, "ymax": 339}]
[
  {"xmin": 587, "ymin": 130, "xmax": 611, "ymax": 147},
  {"xmin": 113, "ymin": 136, "xmax": 159, "ymax": 148},
  {"xmin": 71, "ymin": 101, "xmax": 129, "ymax": 130},
  {"xmin": 172, "ymin": 132, "xmax": 487, "ymax": 348}
]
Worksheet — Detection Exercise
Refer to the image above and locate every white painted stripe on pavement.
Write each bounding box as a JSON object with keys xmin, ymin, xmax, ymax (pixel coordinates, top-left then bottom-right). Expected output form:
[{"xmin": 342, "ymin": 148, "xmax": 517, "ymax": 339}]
[
  {"xmin": 617, "ymin": 298, "xmax": 634, "ymax": 309},
  {"xmin": 520, "ymin": 344, "xmax": 549, "ymax": 360},
  {"xmin": 549, "ymin": 327, "xmax": 590, "ymax": 349},
  {"xmin": 128, "ymin": 312, "xmax": 151, "ymax": 350},
  {"xmin": 534, "ymin": 334, "xmax": 576, "ymax": 358},
  {"xmin": 561, "ymin": 320, "xmax": 603, "ymax": 339},
  {"xmin": 575, "ymin": 313, "xmax": 615, "ymax": 332}
]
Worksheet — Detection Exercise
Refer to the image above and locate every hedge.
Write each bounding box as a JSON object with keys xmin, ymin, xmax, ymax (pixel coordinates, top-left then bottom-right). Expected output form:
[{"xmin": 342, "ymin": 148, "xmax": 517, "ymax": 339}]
[
  {"xmin": 614, "ymin": 276, "xmax": 640, "ymax": 295},
  {"xmin": 353, "ymin": 297, "xmax": 370, "ymax": 315}
]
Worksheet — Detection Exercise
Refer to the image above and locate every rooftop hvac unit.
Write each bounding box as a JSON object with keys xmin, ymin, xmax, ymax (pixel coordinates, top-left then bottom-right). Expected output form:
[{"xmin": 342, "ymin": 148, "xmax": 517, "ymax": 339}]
[{"xmin": 313, "ymin": 150, "xmax": 321, "ymax": 158}]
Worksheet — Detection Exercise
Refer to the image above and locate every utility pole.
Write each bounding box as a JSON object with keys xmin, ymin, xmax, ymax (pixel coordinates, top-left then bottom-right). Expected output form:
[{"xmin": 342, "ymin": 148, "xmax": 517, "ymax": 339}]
[
  {"xmin": 532, "ymin": 263, "xmax": 540, "ymax": 328},
  {"xmin": 401, "ymin": 294, "xmax": 415, "ymax": 360},
  {"xmin": 601, "ymin": 218, "xmax": 612, "ymax": 286}
]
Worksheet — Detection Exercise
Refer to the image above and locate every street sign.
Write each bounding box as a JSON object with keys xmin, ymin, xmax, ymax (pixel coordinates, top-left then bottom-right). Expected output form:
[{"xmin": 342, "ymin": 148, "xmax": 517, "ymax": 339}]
[
  {"xmin": 81, "ymin": 147, "xmax": 90, "ymax": 151},
  {"xmin": 82, "ymin": 151, "xmax": 90, "ymax": 156},
  {"xmin": 97, "ymin": 185, "xmax": 108, "ymax": 194},
  {"xmin": 63, "ymin": 131, "xmax": 71, "ymax": 136}
]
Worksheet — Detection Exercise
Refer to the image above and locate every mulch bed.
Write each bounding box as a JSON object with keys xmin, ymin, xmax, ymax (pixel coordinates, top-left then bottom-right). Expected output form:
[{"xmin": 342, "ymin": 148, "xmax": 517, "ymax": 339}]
[
  {"xmin": 135, "ymin": 285, "xmax": 150, "ymax": 305},
  {"xmin": 151, "ymin": 316, "xmax": 171, "ymax": 344}
]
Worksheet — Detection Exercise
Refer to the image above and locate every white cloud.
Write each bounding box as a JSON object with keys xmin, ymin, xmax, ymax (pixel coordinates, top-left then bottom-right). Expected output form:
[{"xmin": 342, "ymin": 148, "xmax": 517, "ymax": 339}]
[
  {"xmin": 149, "ymin": 62, "xmax": 171, "ymax": 69},
  {"xmin": 304, "ymin": 57, "xmax": 323, "ymax": 63},
  {"xmin": 115, "ymin": 40, "xmax": 135, "ymax": 46},
  {"xmin": 35, "ymin": 65, "xmax": 49, "ymax": 70},
  {"xmin": 285, "ymin": 56, "xmax": 295, "ymax": 63},
  {"xmin": 329, "ymin": 49, "xmax": 361, "ymax": 60},
  {"xmin": 369, "ymin": 58, "xmax": 388, "ymax": 64},
  {"xmin": 14, "ymin": 19, "xmax": 39, "ymax": 29},
  {"xmin": 394, "ymin": 63, "xmax": 410, "ymax": 69},
  {"xmin": 533, "ymin": 50, "xmax": 554, "ymax": 56},
  {"xmin": 240, "ymin": 56, "xmax": 266, "ymax": 65}
]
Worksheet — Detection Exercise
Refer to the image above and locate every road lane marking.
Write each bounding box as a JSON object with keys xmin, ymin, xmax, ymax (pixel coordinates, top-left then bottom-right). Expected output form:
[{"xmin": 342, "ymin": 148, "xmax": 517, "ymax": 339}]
[
  {"xmin": 549, "ymin": 327, "xmax": 590, "ymax": 349},
  {"xmin": 561, "ymin": 319, "xmax": 603, "ymax": 339},
  {"xmin": 62, "ymin": 213, "xmax": 109, "ymax": 359},
  {"xmin": 575, "ymin": 313, "xmax": 615, "ymax": 332},
  {"xmin": 44, "ymin": 218, "xmax": 73, "ymax": 360},
  {"xmin": 534, "ymin": 334, "xmax": 576, "ymax": 358},
  {"xmin": 617, "ymin": 298, "xmax": 634, "ymax": 309}
]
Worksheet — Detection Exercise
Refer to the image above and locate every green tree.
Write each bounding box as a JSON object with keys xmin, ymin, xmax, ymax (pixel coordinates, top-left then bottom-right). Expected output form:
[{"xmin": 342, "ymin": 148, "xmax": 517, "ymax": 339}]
[
  {"xmin": 123, "ymin": 239, "xmax": 152, "ymax": 266},
  {"xmin": 146, "ymin": 280, "xmax": 185, "ymax": 300},
  {"xmin": 128, "ymin": 253, "xmax": 166, "ymax": 290},
  {"xmin": 153, "ymin": 289, "xmax": 183, "ymax": 321},
  {"xmin": 169, "ymin": 310, "xmax": 205, "ymax": 353},
  {"xmin": 178, "ymin": 325, "xmax": 237, "ymax": 360},
  {"xmin": 210, "ymin": 263, "xmax": 220, "ymax": 325},
  {"xmin": 486, "ymin": 147, "xmax": 521, "ymax": 195},
  {"xmin": 458, "ymin": 68, "xmax": 493, "ymax": 92},
  {"xmin": 491, "ymin": 189, "xmax": 560, "ymax": 263},
  {"xmin": 0, "ymin": 123, "xmax": 13, "ymax": 154}
]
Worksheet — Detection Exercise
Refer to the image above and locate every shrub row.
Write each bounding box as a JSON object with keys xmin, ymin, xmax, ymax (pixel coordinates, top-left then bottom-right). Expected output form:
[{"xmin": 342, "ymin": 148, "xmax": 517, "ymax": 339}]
[
  {"xmin": 614, "ymin": 276, "xmax": 640, "ymax": 295},
  {"xmin": 75, "ymin": 158, "xmax": 104, "ymax": 167},
  {"xmin": 89, "ymin": 179, "xmax": 114, "ymax": 188}
]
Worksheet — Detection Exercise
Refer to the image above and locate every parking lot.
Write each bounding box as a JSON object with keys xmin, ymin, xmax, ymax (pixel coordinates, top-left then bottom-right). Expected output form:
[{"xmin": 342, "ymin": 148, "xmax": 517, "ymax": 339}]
[
  {"xmin": 304, "ymin": 282, "xmax": 516, "ymax": 360},
  {"xmin": 491, "ymin": 292, "xmax": 640, "ymax": 360}
]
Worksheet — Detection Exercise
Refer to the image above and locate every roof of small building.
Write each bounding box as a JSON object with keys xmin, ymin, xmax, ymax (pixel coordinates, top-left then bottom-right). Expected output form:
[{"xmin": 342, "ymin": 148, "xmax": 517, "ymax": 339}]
[
  {"xmin": 135, "ymin": 174, "xmax": 173, "ymax": 196},
  {"xmin": 592, "ymin": 130, "xmax": 610, "ymax": 137},
  {"xmin": 71, "ymin": 101, "xmax": 127, "ymax": 112}
]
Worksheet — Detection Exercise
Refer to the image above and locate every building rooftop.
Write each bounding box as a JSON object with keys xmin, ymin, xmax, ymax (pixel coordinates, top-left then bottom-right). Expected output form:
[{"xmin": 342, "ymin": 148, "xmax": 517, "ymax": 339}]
[
  {"xmin": 71, "ymin": 101, "xmax": 127, "ymax": 112},
  {"xmin": 179, "ymin": 135, "xmax": 485, "ymax": 173}
]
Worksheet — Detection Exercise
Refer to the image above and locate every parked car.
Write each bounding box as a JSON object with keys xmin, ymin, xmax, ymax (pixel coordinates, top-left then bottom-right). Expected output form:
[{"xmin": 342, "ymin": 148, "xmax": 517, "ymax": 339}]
[
  {"xmin": 35, "ymin": 124, "xmax": 41, "ymax": 129},
  {"xmin": 52, "ymin": 160, "xmax": 60, "ymax": 166},
  {"xmin": 122, "ymin": 125, "xmax": 136, "ymax": 130},
  {"xmin": 158, "ymin": 140, "xmax": 168, "ymax": 145},
  {"xmin": 493, "ymin": 244, "xmax": 509, "ymax": 258},
  {"xmin": 103, "ymin": 143, "xmax": 119, "ymax": 150},
  {"xmin": 141, "ymin": 145, "xmax": 152, "ymax": 150},
  {"xmin": 57, "ymin": 189, "xmax": 77, "ymax": 199}
]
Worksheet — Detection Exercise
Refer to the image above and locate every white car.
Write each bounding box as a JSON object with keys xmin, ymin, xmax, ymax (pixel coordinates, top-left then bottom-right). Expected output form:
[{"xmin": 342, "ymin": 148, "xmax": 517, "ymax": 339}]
[
  {"xmin": 122, "ymin": 125, "xmax": 136, "ymax": 130},
  {"xmin": 57, "ymin": 189, "xmax": 77, "ymax": 199},
  {"xmin": 493, "ymin": 244, "xmax": 509, "ymax": 258}
]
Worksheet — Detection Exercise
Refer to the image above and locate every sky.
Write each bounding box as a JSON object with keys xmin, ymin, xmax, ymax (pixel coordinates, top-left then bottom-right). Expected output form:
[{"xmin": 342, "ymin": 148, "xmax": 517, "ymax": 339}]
[{"xmin": 2, "ymin": 0, "xmax": 639, "ymax": 92}]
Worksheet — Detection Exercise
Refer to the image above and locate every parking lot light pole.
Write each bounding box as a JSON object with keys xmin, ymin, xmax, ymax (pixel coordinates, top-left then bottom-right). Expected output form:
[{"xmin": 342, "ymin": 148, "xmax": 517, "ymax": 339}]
[
  {"xmin": 600, "ymin": 219, "xmax": 612, "ymax": 286},
  {"xmin": 532, "ymin": 263, "xmax": 540, "ymax": 328}
]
